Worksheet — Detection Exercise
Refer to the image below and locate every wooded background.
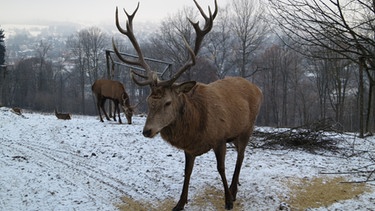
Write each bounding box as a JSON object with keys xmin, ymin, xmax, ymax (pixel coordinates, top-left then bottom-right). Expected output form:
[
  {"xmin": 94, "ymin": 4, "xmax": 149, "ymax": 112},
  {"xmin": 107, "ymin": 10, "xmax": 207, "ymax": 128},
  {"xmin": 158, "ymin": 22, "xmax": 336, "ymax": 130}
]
[{"xmin": 0, "ymin": 0, "xmax": 374, "ymax": 136}]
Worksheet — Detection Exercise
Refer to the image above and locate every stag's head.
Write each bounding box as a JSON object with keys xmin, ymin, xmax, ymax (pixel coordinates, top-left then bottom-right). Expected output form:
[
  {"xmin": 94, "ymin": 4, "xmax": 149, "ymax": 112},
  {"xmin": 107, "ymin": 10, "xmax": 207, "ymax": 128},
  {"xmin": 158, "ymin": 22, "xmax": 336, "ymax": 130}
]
[
  {"xmin": 123, "ymin": 106, "xmax": 133, "ymax": 124},
  {"xmin": 120, "ymin": 94, "xmax": 134, "ymax": 124},
  {"xmin": 113, "ymin": 0, "xmax": 217, "ymax": 137}
]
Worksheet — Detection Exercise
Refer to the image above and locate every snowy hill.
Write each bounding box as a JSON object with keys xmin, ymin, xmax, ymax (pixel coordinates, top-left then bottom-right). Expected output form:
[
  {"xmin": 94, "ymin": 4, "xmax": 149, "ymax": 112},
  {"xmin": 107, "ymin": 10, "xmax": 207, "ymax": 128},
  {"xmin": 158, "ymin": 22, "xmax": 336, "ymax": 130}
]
[{"xmin": 0, "ymin": 107, "xmax": 374, "ymax": 210}]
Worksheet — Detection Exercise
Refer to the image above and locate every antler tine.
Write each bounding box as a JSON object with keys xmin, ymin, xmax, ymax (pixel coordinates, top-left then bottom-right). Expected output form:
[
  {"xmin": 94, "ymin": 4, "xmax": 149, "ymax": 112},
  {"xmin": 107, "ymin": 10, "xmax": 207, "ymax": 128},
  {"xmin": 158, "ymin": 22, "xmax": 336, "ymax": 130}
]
[
  {"xmin": 190, "ymin": 0, "xmax": 218, "ymax": 55},
  {"xmin": 113, "ymin": 2, "xmax": 155, "ymax": 86},
  {"xmin": 130, "ymin": 69, "xmax": 158, "ymax": 86},
  {"xmin": 157, "ymin": 37, "xmax": 196, "ymax": 87},
  {"xmin": 158, "ymin": 0, "xmax": 217, "ymax": 86},
  {"xmin": 123, "ymin": 3, "xmax": 139, "ymax": 30}
]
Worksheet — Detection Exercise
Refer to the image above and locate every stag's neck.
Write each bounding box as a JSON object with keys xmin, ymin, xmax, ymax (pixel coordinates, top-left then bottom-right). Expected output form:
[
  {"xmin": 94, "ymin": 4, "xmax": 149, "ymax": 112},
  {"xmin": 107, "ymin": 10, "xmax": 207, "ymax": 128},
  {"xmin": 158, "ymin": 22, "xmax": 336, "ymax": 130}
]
[
  {"xmin": 160, "ymin": 86, "xmax": 208, "ymax": 149},
  {"xmin": 122, "ymin": 93, "xmax": 131, "ymax": 108}
]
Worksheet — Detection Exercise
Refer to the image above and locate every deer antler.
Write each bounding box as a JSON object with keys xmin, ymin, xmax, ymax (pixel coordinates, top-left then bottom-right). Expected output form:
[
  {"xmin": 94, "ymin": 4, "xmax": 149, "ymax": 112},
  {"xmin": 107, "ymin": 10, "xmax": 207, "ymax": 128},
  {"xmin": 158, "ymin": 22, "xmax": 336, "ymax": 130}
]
[
  {"xmin": 157, "ymin": 0, "xmax": 218, "ymax": 87},
  {"xmin": 113, "ymin": 0, "xmax": 217, "ymax": 87},
  {"xmin": 112, "ymin": 2, "xmax": 158, "ymax": 86},
  {"xmin": 191, "ymin": 0, "xmax": 218, "ymax": 55}
]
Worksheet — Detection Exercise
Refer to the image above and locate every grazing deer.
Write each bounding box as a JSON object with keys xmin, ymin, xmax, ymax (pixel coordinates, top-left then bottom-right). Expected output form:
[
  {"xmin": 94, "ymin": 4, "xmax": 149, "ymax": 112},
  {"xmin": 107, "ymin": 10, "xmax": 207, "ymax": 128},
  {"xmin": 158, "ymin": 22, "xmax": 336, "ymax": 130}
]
[
  {"xmin": 54, "ymin": 108, "xmax": 71, "ymax": 120},
  {"xmin": 91, "ymin": 79, "xmax": 134, "ymax": 124},
  {"xmin": 113, "ymin": 0, "xmax": 262, "ymax": 210}
]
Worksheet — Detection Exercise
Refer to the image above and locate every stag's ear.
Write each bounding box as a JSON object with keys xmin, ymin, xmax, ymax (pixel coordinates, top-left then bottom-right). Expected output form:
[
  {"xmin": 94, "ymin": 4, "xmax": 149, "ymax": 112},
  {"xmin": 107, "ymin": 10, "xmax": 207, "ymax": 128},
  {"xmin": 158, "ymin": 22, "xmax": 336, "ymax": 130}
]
[{"xmin": 174, "ymin": 81, "xmax": 196, "ymax": 94}]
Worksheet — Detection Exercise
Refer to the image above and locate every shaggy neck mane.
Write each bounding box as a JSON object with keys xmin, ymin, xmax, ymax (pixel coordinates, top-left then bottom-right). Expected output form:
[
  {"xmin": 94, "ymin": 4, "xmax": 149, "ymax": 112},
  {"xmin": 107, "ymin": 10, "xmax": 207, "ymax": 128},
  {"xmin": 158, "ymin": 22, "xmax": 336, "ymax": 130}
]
[{"xmin": 161, "ymin": 85, "xmax": 208, "ymax": 145}]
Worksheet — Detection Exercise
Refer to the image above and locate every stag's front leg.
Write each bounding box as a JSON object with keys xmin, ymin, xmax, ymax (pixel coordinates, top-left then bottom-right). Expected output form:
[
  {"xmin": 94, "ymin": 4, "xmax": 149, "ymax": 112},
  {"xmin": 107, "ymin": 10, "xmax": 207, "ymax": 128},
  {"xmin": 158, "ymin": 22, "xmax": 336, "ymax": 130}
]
[
  {"xmin": 173, "ymin": 151, "xmax": 196, "ymax": 211},
  {"xmin": 112, "ymin": 101, "xmax": 118, "ymax": 122},
  {"xmin": 214, "ymin": 142, "xmax": 234, "ymax": 210},
  {"xmin": 115, "ymin": 103, "xmax": 123, "ymax": 124}
]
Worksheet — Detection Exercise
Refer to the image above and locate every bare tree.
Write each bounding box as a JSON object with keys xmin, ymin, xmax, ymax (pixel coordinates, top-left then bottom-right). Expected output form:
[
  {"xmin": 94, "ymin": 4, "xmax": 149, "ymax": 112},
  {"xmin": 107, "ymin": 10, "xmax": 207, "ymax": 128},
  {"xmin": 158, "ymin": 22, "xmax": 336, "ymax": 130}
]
[
  {"xmin": 149, "ymin": 6, "xmax": 218, "ymax": 82},
  {"xmin": 34, "ymin": 40, "xmax": 52, "ymax": 95},
  {"xmin": 152, "ymin": 7, "xmax": 196, "ymax": 79},
  {"xmin": 253, "ymin": 48, "xmax": 317, "ymax": 128},
  {"xmin": 0, "ymin": 28, "xmax": 5, "ymax": 66},
  {"xmin": 206, "ymin": 5, "xmax": 236, "ymax": 79},
  {"xmin": 67, "ymin": 33, "xmax": 86, "ymax": 113},
  {"xmin": 231, "ymin": 0, "xmax": 268, "ymax": 78},
  {"xmin": 66, "ymin": 27, "xmax": 107, "ymax": 114},
  {"xmin": 80, "ymin": 27, "xmax": 107, "ymax": 83},
  {"xmin": 8, "ymin": 57, "xmax": 54, "ymax": 110},
  {"xmin": 268, "ymin": 0, "xmax": 375, "ymax": 136}
]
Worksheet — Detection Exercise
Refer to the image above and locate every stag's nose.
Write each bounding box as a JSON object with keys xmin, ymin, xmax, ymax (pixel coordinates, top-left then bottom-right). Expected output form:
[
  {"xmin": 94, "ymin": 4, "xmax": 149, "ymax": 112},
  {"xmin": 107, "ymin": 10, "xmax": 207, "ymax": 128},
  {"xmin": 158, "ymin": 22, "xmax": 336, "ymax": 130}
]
[{"xmin": 143, "ymin": 129, "xmax": 152, "ymax": 138}]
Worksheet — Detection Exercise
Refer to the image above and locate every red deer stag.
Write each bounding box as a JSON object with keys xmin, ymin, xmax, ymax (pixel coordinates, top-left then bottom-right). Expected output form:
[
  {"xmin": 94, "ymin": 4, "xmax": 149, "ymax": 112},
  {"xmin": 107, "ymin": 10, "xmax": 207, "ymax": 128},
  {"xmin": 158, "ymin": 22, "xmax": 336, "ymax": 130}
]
[
  {"xmin": 91, "ymin": 79, "xmax": 133, "ymax": 124},
  {"xmin": 113, "ymin": 0, "xmax": 262, "ymax": 210}
]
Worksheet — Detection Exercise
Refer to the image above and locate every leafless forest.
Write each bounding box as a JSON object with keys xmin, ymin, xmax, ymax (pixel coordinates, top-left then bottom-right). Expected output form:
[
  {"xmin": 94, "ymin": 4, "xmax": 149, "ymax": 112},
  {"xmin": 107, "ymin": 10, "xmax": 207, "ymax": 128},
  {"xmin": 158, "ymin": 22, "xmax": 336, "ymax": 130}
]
[{"xmin": 0, "ymin": 0, "xmax": 374, "ymax": 135}]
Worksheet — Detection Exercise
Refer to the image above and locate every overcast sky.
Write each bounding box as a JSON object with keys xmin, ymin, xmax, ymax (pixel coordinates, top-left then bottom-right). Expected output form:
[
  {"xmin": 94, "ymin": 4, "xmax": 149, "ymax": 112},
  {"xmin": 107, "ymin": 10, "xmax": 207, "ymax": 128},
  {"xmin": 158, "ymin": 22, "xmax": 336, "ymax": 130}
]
[{"xmin": 1, "ymin": 0, "xmax": 228, "ymax": 25}]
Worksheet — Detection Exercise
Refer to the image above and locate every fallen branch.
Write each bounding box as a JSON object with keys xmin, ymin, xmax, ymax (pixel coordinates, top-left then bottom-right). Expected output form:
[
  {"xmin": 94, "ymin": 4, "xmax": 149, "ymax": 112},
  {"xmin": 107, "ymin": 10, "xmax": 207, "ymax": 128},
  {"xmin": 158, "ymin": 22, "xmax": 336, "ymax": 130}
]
[{"xmin": 320, "ymin": 169, "xmax": 375, "ymax": 184}]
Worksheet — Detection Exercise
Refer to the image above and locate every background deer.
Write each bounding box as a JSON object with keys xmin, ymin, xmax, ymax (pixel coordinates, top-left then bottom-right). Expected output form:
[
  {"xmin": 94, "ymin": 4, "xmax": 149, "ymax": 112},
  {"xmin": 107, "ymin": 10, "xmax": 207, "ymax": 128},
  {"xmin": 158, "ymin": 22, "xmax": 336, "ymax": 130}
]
[
  {"xmin": 91, "ymin": 79, "xmax": 133, "ymax": 124},
  {"xmin": 54, "ymin": 108, "xmax": 71, "ymax": 120},
  {"xmin": 11, "ymin": 107, "xmax": 22, "ymax": 116},
  {"xmin": 113, "ymin": 0, "xmax": 262, "ymax": 210}
]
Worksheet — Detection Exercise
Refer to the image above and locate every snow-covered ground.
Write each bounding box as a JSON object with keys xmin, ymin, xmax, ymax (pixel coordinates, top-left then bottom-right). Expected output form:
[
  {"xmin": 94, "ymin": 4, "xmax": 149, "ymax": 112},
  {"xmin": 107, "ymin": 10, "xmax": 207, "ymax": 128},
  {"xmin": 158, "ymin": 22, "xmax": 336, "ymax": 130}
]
[{"xmin": 1, "ymin": 107, "xmax": 374, "ymax": 210}]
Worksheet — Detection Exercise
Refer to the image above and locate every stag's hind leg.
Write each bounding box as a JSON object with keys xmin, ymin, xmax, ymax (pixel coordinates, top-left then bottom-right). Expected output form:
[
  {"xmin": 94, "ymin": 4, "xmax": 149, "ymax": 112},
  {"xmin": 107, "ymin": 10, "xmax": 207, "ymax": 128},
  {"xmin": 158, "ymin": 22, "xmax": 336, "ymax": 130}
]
[
  {"xmin": 96, "ymin": 102, "xmax": 104, "ymax": 122},
  {"xmin": 230, "ymin": 132, "xmax": 251, "ymax": 201},
  {"xmin": 214, "ymin": 142, "xmax": 234, "ymax": 210}
]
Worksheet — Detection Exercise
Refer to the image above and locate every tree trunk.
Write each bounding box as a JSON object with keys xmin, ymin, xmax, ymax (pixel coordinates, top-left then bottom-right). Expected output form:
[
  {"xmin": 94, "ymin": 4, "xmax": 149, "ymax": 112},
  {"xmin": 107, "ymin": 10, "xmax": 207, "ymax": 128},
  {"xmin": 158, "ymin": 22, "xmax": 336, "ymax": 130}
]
[
  {"xmin": 359, "ymin": 57, "xmax": 365, "ymax": 138},
  {"xmin": 365, "ymin": 80, "xmax": 375, "ymax": 134}
]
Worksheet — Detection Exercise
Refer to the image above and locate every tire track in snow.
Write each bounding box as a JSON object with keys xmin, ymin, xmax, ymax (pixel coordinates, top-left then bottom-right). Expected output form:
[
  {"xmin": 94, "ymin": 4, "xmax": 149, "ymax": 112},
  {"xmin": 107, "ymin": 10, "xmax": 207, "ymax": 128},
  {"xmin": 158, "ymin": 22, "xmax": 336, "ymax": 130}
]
[{"xmin": 1, "ymin": 138, "xmax": 149, "ymax": 202}]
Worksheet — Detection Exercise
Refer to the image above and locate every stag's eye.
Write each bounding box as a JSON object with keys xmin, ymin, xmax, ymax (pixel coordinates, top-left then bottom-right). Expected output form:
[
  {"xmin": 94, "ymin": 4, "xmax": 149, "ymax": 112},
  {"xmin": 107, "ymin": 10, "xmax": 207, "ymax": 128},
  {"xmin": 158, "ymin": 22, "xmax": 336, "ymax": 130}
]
[{"xmin": 165, "ymin": 101, "xmax": 172, "ymax": 107}]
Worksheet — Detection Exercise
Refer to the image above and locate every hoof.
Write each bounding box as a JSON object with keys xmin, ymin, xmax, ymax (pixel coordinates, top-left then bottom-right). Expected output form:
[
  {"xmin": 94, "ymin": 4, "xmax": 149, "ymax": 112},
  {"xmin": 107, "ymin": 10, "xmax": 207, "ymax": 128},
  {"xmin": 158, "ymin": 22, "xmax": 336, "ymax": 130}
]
[
  {"xmin": 225, "ymin": 202, "xmax": 233, "ymax": 210},
  {"xmin": 172, "ymin": 206, "xmax": 184, "ymax": 211}
]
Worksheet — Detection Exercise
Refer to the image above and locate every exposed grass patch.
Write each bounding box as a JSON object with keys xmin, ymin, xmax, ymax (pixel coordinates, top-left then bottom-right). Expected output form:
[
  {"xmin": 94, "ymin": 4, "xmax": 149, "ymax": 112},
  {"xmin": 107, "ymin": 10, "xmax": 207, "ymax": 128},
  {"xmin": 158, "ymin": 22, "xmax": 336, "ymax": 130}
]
[
  {"xmin": 191, "ymin": 186, "xmax": 244, "ymax": 211},
  {"xmin": 284, "ymin": 176, "xmax": 370, "ymax": 210},
  {"xmin": 117, "ymin": 196, "xmax": 175, "ymax": 211},
  {"xmin": 117, "ymin": 186, "xmax": 244, "ymax": 211}
]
